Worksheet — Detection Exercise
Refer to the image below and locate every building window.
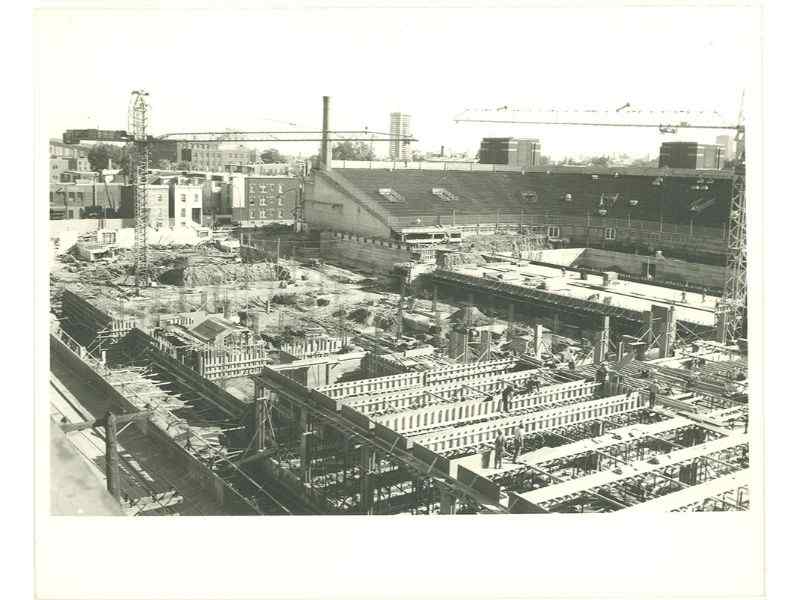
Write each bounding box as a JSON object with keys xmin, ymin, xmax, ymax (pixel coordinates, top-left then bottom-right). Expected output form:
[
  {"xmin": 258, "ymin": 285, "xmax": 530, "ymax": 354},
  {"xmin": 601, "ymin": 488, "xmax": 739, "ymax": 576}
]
[
  {"xmin": 102, "ymin": 232, "xmax": 116, "ymax": 244},
  {"xmin": 604, "ymin": 227, "xmax": 616, "ymax": 240},
  {"xmin": 547, "ymin": 225, "xmax": 560, "ymax": 238},
  {"xmin": 180, "ymin": 208, "xmax": 186, "ymax": 217},
  {"xmin": 249, "ymin": 209, "xmax": 255, "ymax": 219},
  {"xmin": 181, "ymin": 194, "xmax": 186, "ymax": 202},
  {"xmin": 194, "ymin": 194, "xmax": 199, "ymax": 202},
  {"xmin": 260, "ymin": 210, "xmax": 266, "ymax": 219},
  {"xmin": 68, "ymin": 192, "xmax": 75, "ymax": 201}
]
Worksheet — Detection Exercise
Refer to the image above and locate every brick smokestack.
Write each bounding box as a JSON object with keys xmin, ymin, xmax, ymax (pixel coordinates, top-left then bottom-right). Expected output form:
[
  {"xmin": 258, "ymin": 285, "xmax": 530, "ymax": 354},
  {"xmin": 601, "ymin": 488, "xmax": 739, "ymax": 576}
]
[{"xmin": 320, "ymin": 96, "xmax": 331, "ymax": 170}]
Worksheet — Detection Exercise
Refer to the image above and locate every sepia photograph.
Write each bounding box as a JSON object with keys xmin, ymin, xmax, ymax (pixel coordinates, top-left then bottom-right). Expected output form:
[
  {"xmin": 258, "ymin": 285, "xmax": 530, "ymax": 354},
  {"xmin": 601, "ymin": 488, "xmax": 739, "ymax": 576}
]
[{"xmin": 28, "ymin": 1, "xmax": 778, "ymax": 598}]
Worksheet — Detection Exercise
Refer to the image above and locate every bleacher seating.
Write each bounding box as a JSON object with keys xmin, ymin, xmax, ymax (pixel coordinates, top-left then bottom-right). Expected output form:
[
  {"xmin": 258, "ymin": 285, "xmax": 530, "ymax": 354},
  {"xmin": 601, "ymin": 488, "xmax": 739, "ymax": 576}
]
[{"xmin": 334, "ymin": 169, "xmax": 733, "ymax": 227}]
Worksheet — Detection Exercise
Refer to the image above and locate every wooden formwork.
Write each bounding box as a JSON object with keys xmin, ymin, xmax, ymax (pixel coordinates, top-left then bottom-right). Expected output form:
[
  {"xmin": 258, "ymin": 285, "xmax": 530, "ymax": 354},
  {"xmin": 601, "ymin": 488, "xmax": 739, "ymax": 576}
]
[
  {"xmin": 410, "ymin": 392, "xmax": 645, "ymax": 454},
  {"xmin": 371, "ymin": 380, "xmax": 601, "ymax": 434},
  {"xmin": 318, "ymin": 357, "xmax": 517, "ymax": 399},
  {"xmin": 198, "ymin": 346, "xmax": 275, "ymax": 381}
]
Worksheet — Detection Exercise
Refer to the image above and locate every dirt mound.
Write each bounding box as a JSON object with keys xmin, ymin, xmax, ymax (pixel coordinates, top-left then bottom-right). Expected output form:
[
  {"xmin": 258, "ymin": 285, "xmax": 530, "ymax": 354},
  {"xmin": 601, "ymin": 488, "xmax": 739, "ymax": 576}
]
[{"xmin": 160, "ymin": 262, "xmax": 293, "ymax": 286}]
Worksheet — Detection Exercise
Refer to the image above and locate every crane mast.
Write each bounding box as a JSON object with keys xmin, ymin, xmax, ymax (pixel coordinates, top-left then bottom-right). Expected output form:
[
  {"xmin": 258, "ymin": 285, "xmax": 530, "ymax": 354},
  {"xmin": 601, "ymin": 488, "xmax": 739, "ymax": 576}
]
[
  {"xmin": 719, "ymin": 108, "xmax": 747, "ymax": 345},
  {"xmin": 60, "ymin": 94, "xmax": 416, "ymax": 291},
  {"xmin": 128, "ymin": 91, "xmax": 151, "ymax": 290}
]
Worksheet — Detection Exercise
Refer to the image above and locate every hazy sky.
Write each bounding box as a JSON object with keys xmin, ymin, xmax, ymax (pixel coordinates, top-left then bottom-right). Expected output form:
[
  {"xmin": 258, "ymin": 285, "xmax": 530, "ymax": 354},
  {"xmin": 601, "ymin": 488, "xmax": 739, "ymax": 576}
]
[{"xmin": 35, "ymin": 5, "xmax": 758, "ymax": 159}]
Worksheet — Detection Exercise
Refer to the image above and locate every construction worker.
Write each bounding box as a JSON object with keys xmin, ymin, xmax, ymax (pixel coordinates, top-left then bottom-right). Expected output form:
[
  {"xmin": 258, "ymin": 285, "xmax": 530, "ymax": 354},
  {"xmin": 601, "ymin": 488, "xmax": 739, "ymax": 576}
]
[
  {"xmin": 701, "ymin": 288, "xmax": 707, "ymax": 303},
  {"xmin": 501, "ymin": 384, "xmax": 514, "ymax": 412},
  {"xmin": 494, "ymin": 430, "xmax": 506, "ymax": 469},
  {"xmin": 681, "ymin": 291, "xmax": 687, "ymax": 303},
  {"xmin": 596, "ymin": 362, "xmax": 609, "ymax": 385},
  {"xmin": 648, "ymin": 378, "xmax": 659, "ymax": 409},
  {"xmin": 512, "ymin": 426, "xmax": 524, "ymax": 463}
]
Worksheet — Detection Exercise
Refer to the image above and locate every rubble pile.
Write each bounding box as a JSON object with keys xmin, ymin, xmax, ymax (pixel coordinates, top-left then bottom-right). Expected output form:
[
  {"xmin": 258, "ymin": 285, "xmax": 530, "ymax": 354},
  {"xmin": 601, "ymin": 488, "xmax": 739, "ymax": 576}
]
[
  {"xmin": 162, "ymin": 261, "xmax": 293, "ymax": 287},
  {"xmin": 440, "ymin": 252, "xmax": 486, "ymax": 270}
]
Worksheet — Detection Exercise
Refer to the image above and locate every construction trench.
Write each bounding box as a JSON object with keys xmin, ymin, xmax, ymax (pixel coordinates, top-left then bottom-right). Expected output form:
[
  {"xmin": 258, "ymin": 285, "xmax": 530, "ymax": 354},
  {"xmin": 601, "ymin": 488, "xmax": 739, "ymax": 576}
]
[{"xmin": 49, "ymin": 229, "xmax": 749, "ymax": 515}]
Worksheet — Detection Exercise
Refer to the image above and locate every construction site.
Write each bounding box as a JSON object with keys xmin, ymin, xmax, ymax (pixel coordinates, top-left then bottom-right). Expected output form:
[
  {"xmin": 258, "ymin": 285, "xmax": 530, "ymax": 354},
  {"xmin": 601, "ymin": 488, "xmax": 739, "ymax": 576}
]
[{"xmin": 49, "ymin": 93, "xmax": 749, "ymax": 516}]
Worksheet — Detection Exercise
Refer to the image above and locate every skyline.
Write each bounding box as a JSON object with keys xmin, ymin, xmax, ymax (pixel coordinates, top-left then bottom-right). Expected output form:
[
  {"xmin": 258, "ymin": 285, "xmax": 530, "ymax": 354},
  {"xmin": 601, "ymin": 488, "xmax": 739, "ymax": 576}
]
[{"xmin": 36, "ymin": 6, "xmax": 755, "ymax": 160}]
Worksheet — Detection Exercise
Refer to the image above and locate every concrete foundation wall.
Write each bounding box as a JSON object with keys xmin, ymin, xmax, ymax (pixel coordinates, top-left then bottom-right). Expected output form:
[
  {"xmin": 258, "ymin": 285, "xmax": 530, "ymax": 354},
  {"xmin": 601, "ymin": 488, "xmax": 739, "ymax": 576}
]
[
  {"xmin": 306, "ymin": 174, "xmax": 391, "ymax": 238},
  {"xmin": 527, "ymin": 248, "xmax": 588, "ymax": 265},
  {"xmin": 50, "ymin": 333, "xmax": 257, "ymax": 515},
  {"xmin": 523, "ymin": 247, "xmax": 725, "ymax": 288},
  {"xmin": 576, "ymin": 248, "xmax": 726, "ymax": 288},
  {"xmin": 320, "ymin": 231, "xmax": 413, "ymax": 273}
]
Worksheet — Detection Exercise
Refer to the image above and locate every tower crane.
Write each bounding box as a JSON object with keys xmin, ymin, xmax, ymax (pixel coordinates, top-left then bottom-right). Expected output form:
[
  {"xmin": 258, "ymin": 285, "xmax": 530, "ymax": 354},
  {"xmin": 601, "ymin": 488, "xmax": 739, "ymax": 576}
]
[
  {"xmin": 62, "ymin": 94, "xmax": 416, "ymax": 293},
  {"xmin": 454, "ymin": 102, "xmax": 746, "ymax": 344}
]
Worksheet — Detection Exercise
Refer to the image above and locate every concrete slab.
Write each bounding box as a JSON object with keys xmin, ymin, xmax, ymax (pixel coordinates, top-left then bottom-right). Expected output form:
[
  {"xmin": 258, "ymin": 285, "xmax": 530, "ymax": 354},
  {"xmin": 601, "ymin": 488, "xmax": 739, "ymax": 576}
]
[
  {"xmin": 50, "ymin": 421, "xmax": 125, "ymax": 516},
  {"xmin": 453, "ymin": 263, "xmax": 717, "ymax": 326}
]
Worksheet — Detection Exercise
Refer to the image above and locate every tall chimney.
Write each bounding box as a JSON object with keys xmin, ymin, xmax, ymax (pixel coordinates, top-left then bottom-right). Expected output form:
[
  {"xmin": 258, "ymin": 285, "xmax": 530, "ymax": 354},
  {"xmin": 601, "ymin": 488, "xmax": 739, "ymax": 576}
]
[{"xmin": 320, "ymin": 96, "xmax": 332, "ymax": 170}]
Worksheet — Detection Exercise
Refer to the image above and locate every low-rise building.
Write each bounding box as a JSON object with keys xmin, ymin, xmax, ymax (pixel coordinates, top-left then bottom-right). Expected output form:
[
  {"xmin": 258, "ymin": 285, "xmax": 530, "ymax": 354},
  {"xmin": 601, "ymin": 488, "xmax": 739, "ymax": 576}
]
[
  {"xmin": 49, "ymin": 182, "xmax": 133, "ymax": 220},
  {"xmin": 50, "ymin": 140, "xmax": 92, "ymax": 183},
  {"xmin": 118, "ymin": 184, "xmax": 169, "ymax": 227},
  {"xmin": 151, "ymin": 140, "xmax": 257, "ymax": 171},
  {"xmin": 230, "ymin": 176, "xmax": 298, "ymax": 225},
  {"xmin": 169, "ymin": 181, "xmax": 204, "ymax": 227}
]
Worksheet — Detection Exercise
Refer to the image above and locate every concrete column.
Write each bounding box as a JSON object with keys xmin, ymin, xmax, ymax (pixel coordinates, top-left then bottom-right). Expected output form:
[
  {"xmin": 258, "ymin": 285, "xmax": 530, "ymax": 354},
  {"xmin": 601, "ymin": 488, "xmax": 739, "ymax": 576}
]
[
  {"xmin": 360, "ymin": 445, "xmax": 375, "ymax": 514},
  {"xmin": 532, "ymin": 324, "xmax": 544, "ymax": 359},
  {"xmin": 593, "ymin": 316, "xmax": 610, "ymax": 364},
  {"xmin": 642, "ymin": 310, "xmax": 654, "ymax": 347},
  {"xmin": 479, "ymin": 330, "xmax": 492, "ymax": 361},
  {"xmin": 104, "ymin": 411, "xmax": 121, "ymax": 504},
  {"xmin": 608, "ymin": 371, "xmax": 622, "ymax": 395},
  {"xmin": 439, "ymin": 490, "xmax": 458, "ymax": 515}
]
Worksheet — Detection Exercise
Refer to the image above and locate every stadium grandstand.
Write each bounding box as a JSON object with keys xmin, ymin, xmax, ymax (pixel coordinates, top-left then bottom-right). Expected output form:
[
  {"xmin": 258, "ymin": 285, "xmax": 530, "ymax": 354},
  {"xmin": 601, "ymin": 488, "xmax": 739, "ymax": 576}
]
[{"xmin": 306, "ymin": 161, "xmax": 733, "ymax": 262}]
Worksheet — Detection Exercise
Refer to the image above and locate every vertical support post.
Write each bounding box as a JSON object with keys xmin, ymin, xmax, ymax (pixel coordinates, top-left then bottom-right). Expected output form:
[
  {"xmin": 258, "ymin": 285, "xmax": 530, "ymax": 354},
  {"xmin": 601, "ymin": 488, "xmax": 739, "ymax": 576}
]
[
  {"xmin": 432, "ymin": 286, "xmax": 438, "ymax": 312},
  {"xmin": 104, "ymin": 411, "xmax": 121, "ymax": 504},
  {"xmin": 642, "ymin": 310, "xmax": 654, "ymax": 347},
  {"xmin": 479, "ymin": 330, "xmax": 491, "ymax": 361},
  {"xmin": 507, "ymin": 302, "xmax": 515, "ymax": 340},
  {"xmin": 532, "ymin": 324, "xmax": 544, "ymax": 359},
  {"xmin": 254, "ymin": 396, "xmax": 267, "ymax": 451},
  {"xmin": 360, "ymin": 445, "xmax": 374, "ymax": 515},
  {"xmin": 439, "ymin": 490, "xmax": 458, "ymax": 515},
  {"xmin": 662, "ymin": 306, "xmax": 676, "ymax": 358},
  {"xmin": 593, "ymin": 316, "xmax": 610, "ymax": 364}
]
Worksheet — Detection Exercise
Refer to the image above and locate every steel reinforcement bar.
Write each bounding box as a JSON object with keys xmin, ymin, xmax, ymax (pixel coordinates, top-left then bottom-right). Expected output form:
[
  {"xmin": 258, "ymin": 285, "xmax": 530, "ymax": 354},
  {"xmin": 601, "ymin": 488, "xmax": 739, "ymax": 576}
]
[
  {"xmin": 342, "ymin": 367, "xmax": 577, "ymax": 415},
  {"xmin": 316, "ymin": 357, "xmax": 518, "ymax": 399},
  {"xmin": 368, "ymin": 380, "xmax": 600, "ymax": 434},
  {"xmin": 254, "ymin": 367, "xmax": 507, "ymax": 511},
  {"xmin": 409, "ymin": 392, "xmax": 645, "ymax": 454}
]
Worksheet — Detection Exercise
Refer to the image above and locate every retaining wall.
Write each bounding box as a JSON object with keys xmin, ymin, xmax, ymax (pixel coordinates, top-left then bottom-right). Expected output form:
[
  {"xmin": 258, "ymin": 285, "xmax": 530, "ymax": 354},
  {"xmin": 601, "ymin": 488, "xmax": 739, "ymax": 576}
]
[
  {"xmin": 319, "ymin": 231, "xmax": 414, "ymax": 273},
  {"xmin": 50, "ymin": 332, "xmax": 257, "ymax": 515}
]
